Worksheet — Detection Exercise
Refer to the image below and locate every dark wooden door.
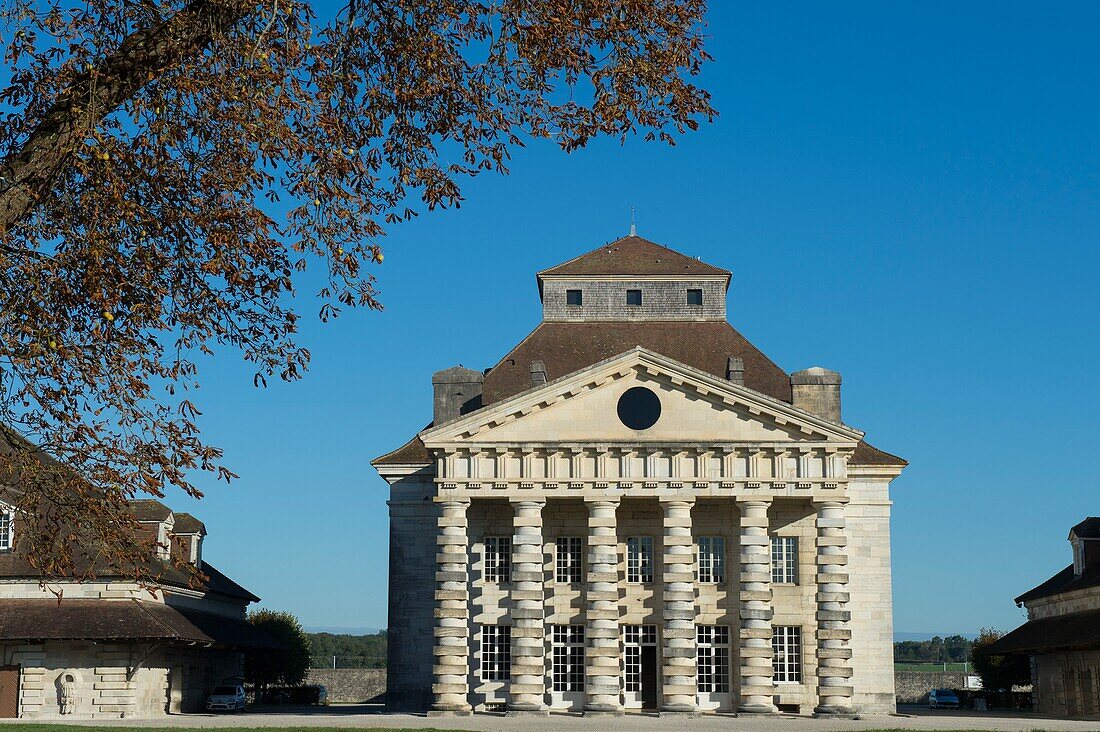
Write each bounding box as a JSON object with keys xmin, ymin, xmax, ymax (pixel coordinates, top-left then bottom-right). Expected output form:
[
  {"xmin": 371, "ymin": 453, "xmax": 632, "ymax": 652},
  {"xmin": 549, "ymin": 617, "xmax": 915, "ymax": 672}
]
[
  {"xmin": 640, "ymin": 646, "xmax": 658, "ymax": 710},
  {"xmin": 0, "ymin": 665, "xmax": 19, "ymax": 719}
]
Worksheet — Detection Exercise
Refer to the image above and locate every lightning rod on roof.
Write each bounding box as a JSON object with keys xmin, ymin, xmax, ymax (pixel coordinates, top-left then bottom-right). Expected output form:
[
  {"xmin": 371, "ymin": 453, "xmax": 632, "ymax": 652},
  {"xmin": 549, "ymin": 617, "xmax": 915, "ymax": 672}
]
[{"xmin": 629, "ymin": 206, "xmax": 636, "ymax": 236}]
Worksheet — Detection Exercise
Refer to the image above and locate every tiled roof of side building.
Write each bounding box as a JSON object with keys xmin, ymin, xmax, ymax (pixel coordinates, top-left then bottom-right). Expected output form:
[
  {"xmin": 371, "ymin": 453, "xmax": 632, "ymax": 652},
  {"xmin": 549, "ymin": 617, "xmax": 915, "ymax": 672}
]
[
  {"xmin": 482, "ymin": 321, "xmax": 792, "ymax": 405},
  {"xmin": 537, "ymin": 236, "xmax": 731, "ymax": 279},
  {"xmin": 172, "ymin": 512, "xmax": 207, "ymax": 535},
  {"xmin": 129, "ymin": 498, "xmax": 174, "ymax": 522},
  {"xmin": 1015, "ymin": 563, "xmax": 1100, "ymax": 605},
  {"xmin": 849, "ymin": 440, "xmax": 908, "ymax": 467},
  {"xmin": 1071, "ymin": 517, "xmax": 1100, "ymax": 539}
]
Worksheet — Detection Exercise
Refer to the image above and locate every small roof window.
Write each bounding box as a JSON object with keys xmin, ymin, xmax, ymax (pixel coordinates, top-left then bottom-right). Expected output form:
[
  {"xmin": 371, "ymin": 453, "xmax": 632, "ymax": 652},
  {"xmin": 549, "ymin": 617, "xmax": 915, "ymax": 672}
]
[
  {"xmin": 687, "ymin": 289, "xmax": 703, "ymax": 306},
  {"xmin": 566, "ymin": 289, "xmax": 582, "ymax": 306},
  {"xmin": 626, "ymin": 289, "xmax": 642, "ymax": 306}
]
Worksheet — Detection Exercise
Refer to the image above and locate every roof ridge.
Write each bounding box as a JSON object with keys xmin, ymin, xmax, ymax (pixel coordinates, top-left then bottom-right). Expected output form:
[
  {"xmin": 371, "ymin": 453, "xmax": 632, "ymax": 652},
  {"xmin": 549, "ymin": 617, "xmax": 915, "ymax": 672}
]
[{"xmin": 536, "ymin": 235, "xmax": 730, "ymax": 278}]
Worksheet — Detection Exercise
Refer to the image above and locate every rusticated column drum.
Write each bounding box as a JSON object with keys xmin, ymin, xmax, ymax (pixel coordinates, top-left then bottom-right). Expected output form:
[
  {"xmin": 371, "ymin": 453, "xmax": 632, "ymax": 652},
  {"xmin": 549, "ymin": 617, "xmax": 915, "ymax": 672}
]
[
  {"xmin": 431, "ymin": 498, "xmax": 472, "ymax": 714},
  {"xmin": 660, "ymin": 499, "xmax": 698, "ymax": 713},
  {"xmin": 508, "ymin": 499, "xmax": 548, "ymax": 714},
  {"xmin": 737, "ymin": 499, "xmax": 776, "ymax": 714},
  {"xmin": 814, "ymin": 501, "xmax": 854, "ymax": 716},
  {"xmin": 584, "ymin": 499, "xmax": 623, "ymax": 714}
]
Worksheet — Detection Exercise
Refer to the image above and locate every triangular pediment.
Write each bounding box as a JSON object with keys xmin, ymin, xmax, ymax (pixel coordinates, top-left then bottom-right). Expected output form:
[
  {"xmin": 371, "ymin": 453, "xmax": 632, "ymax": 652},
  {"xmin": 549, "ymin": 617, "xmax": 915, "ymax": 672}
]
[{"xmin": 421, "ymin": 348, "xmax": 862, "ymax": 447}]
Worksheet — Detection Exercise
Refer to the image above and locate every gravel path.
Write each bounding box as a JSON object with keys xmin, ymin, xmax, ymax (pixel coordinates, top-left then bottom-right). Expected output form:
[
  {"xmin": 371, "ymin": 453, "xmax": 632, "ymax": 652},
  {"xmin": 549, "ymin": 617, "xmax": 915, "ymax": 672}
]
[{"xmin": 3, "ymin": 705, "xmax": 1099, "ymax": 731}]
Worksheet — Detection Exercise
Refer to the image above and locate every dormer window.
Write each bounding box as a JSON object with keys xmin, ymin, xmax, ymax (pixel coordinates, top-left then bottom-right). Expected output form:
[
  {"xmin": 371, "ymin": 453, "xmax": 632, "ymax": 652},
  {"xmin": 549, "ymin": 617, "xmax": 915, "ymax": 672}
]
[
  {"xmin": 1074, "ymin": 540, "xmax": 1085, "ymax": 575},
  {"xmin": 687, "ymin": 289, "xmax": 703, "ymax": 306},
  {"xmin": 566, "ymin": 289, "xmax": 583, "ymax": 306},
  {"xmin": 0, "ymin": 507, "xmax": 12, "ymax": 551},
  {"xmin": 626, "ymin": 289, "xmax": 642, "ymax": 306}
]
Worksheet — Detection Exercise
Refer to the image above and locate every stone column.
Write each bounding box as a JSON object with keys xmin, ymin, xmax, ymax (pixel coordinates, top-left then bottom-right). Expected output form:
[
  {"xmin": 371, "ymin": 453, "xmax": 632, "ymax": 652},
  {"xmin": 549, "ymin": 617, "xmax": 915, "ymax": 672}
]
[
  {"xmin": 813, "ymin": 500, "xmax": 854, "ymax": 717},
  {"xmin": 508, "ymin": 499, "xmax": 549, "ymax": 714},
  {"xmin": 431, "ymin": 498, "xmax": 472, "ymax": 715},
  {"xmin": 584, "ymin": 499, "xmax": 623, "ymax": 715},
  {"xmin": 737, "ymin": 499, "xmax": 776, "ymax": 714},
  {"xmin": 660, "ymin": 498, "xmax": 698, "ymax": 713}
]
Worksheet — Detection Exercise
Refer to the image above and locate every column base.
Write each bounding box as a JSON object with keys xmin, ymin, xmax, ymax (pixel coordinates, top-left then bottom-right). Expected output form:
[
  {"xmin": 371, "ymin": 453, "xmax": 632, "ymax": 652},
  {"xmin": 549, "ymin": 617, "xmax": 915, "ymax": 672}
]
[
  {"xmin": 736, "ymin": 704, "xmax": 778, "ymax": 715},
  {"xmin": 660, "ymin": 704, "xmax": 700, "ymax": 716},
  {"xmin": 506, "ymin": 707, "xmax": 550, "ymax": 717},
  {"xmin": 427, "ymin": 708, "xmax": 472, "ymax": 717},
  {"xmin": 584, "ymin": 705, "xmax": 625, "ymax": 717},
  {"xmin": 813, "ymin": 705, "xmax": 858, "ymax": 719}
]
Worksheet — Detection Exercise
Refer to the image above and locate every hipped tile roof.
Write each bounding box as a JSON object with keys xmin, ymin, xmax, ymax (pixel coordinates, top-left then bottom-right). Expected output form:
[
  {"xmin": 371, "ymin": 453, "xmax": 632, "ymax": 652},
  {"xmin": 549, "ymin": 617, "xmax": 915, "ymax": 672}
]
[
  {"xmin": 0, "ymin": 598, "xmax": 280, "ymax": 648},
  {"xmin": 538, "ymin": 236, "xmax": 730, "ymax": 279},
  {"xmin": 987, "ymin": 607, "xmax": 1100, "ymax": 655}
]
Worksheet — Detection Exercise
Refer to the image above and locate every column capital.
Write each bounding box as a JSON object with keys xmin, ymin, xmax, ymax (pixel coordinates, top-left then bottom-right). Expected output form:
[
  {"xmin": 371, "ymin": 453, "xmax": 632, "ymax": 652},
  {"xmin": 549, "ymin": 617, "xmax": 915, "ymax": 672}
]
[
  {"xmin": 736, "ymin": 498, "xmax": 772, "ymax": 509},
  {"xmin": 584, "ymin": 498, "xmax": 621, "ymax": 509},
  {"xmin": 509, "ymin": 498, "xmax": 546, "ymax": 509},
  {"xmin": 812, "ymin": 498, "xmax": 850, "ymax": 509},
  {"xmin": 434, "ymin": 495, "xmax": 472, "ymax": 506},
  {"xmin": 659, "ymin": 497, "xmax": 696, "ymax": 508}
]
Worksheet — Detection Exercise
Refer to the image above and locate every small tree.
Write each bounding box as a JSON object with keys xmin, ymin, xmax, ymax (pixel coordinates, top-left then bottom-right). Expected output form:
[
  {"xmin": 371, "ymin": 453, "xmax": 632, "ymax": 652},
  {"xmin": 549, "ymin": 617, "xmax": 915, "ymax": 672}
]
[
  {"xmin": 972, "ymin": 627, "xmax": 1031, "ymax": 692},
  {"xmin": 245, "ymin": 609, "xmax": 311, "ymax": 698}
]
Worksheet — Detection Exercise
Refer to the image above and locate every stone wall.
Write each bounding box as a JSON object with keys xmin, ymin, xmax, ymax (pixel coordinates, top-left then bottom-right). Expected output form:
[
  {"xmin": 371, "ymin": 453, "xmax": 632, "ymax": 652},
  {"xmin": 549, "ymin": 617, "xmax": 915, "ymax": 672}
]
[
  {"xmin": 894, "ymin": 672, "xmax": 967, "ymax": 704},
  {"xmin": 541, "ymin": 278, "xmax": 727, "ymax": 322},
  {"xmin": 1034, "ymin": 650, "xmax": 1100, "ymax": 716},
  {"xmin": 305, "ymin": 669, "xmax": 386, "ymax": 703},
  {"xmin": 9, "ymin": 641, "xmax": 241, "ymax": 719}
]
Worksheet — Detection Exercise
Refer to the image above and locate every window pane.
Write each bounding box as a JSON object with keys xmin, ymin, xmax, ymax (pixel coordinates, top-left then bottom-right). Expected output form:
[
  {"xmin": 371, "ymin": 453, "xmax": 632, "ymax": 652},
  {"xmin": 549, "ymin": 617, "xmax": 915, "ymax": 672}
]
[
  {"xmin": 772, "ymin": 626, "xmax": 802, "ymax": 683},
  {"xmin": 0, "ymin": 511, "xmax": 10, "ymax": 550},
  {"xmin": 687, "ymin": 289, "xmax": 703, "ymax": 305},
  {"xmin": 627, "ymin": 536, "xmax": 653, "ymax": 583},
  {"xmin": 485, "ymin": 536, "xmax": 512, "ymax": 584},
  {"xmin": 556, "ymin": 537, "xmax": 583, "ymax": 584},
  {"xmin": 551, "ymin": 624, "xmax": 585, "ymax": 691},
  {"xmin": 626, "ymin": 289, "xmax": 642, "ymax": 306},
  {"xmin": 771, "ymin": 536, "xmax": 798, "ymax": 584},
  {"xmin": 481, "ymin": 625, "xmax": 512, "ymax": 681},
  {"xmin": 566, "ymin": 289, "xmax": 583, "ymax": 306}
]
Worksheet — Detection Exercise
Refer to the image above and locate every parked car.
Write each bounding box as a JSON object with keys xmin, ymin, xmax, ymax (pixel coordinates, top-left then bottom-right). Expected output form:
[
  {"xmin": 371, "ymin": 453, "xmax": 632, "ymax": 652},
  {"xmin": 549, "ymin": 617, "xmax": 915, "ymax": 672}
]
[
  {"xmin": 206, "ymin": 685, "xmax": 246, "ymax": 712},
  {"xmin": 929, "ymin": 688, "xmax": 960, "ymax": 709}
]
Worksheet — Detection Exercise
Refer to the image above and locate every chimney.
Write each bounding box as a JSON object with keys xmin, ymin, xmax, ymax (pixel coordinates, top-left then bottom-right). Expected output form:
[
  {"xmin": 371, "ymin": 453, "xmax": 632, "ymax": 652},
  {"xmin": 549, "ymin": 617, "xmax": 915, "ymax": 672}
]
[
  {"xmin": 530, "ymin": 360, "xmax": 548, "ymax": 387},
  {"xmin": 791, "ymin": 367, "xmax": 842, "ymax": 423},
  {"xmin": 726, "ymin": 356, "xmax": 744, "ymax": 386},
  {"xmin": 432, "ymin": 365, "xmax": 484, "ymax": 425}
]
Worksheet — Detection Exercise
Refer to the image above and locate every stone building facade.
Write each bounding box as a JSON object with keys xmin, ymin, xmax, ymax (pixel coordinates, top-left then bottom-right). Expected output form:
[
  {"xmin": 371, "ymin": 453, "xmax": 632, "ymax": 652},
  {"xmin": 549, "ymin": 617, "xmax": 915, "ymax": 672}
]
[
  {"xmin": 373, "ymin": 235, "xmax": 907, "ymax": 717},
  {"xmin": 0, "ymin": 498, "xmax": 275, "ymax": 719},
  {"xmin": 991, "ymin": 517, "xmax": 1100, "ymax": 717}
]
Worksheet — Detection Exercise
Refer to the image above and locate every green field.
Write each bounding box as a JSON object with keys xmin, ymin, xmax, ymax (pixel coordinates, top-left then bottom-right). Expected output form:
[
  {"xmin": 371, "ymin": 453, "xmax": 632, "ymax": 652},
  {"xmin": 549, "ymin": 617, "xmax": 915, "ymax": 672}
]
[{"xmin": 895, "ymin": 662, "xmax": 972, "ymax": 673}]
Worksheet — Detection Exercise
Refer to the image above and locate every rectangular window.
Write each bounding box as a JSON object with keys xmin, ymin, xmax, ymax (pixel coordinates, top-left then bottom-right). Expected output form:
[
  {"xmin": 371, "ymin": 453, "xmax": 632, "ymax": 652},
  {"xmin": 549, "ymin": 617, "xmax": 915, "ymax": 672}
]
[
  {"xmin": 556, "ymin": 537, "xmax": 583, "ymax": 584},
  {"xmin": 697, "ymin": 536, "xmax": 725, "ymax": 584},
  {"xmin": 687, "ymin": 288, "xmax": 703, "ymax": 306},
  {"xmin": 484, "ymin": 536, "xmax": 512, "ymax": 584},
  {"xmin": 551, "ymin": 625, "xmax": 585, "ymax": 691},
  {"xmin": 481, "ymin": 625, "xmax": 511, "ymax": 681},
  {"xmin": 626, "ymin": 289, "xmax": 642, "ymax": 306},
  {"xmin": 696, "ymin": 625, "xmax": 730, "ymax": 692},
  {"xmin": 566, "ymin": 289, "xmax": 583, "ymax": 306},
  {"xmin": 771, "ymin": 536, "xmax": 798, "ymax": 584},
  {"xmin": 626, "ymin": 536, "xmax": 653, "ymax": 583},
  {"xmin": 0, "ymin": 510, "xmax": 11, "ymax": 551},
  {"xmin": 772, "ymin": 626, "xmax": 802, "ymax": 683},
  {"xmin": 623, "ymin": 625, "xmax": 657, "ymax": 692}
]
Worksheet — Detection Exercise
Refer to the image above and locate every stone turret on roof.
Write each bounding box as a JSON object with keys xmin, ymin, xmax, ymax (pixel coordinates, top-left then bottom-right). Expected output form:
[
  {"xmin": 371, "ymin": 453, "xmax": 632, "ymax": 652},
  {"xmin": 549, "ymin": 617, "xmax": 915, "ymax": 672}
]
[{"xmin": 538, "ymin": 235, "xmax": 730, "ymax": 281}]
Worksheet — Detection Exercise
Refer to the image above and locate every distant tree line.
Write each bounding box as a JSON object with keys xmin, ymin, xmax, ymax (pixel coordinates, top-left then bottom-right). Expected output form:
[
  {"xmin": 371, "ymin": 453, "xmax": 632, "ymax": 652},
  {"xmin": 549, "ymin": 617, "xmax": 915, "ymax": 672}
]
[
  {"xmin": 306, "ymin": 631, "xmax": 387, "ymax": 669},
  {"xmin": 894, "ymin": 634, "xmax": 972, "ymax": 663}
]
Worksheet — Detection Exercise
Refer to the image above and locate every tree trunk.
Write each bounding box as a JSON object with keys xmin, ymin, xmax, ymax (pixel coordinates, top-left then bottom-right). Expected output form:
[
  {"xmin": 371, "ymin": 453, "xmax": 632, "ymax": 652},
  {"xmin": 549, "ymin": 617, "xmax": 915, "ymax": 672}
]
[{"xmin": 0, "ymin": 0, "xmax": 256, "ymax": 236}]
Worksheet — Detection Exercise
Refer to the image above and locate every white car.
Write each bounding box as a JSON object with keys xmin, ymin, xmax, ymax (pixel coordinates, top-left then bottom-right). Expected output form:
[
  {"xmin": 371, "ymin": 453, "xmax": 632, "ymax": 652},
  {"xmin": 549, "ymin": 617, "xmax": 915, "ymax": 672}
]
[{"xmin": 206, "ymin": 685, "xmax": 246, "ymax": 712}]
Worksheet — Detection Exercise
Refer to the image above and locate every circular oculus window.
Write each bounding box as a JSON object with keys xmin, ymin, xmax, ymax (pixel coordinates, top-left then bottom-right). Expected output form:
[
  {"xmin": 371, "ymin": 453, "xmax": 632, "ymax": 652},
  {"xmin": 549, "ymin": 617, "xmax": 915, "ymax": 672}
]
[{"xmin": 617, "ymin": 386, "xmax": 661, "ymax": 430}]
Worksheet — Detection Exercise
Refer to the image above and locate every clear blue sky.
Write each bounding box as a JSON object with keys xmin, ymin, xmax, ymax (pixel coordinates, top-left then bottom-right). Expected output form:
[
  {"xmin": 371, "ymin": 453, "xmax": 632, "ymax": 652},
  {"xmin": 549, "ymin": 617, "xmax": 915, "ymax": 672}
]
[{"xmin": 170, "ymin": 1, "xmax": 1100, "ymax": 636}]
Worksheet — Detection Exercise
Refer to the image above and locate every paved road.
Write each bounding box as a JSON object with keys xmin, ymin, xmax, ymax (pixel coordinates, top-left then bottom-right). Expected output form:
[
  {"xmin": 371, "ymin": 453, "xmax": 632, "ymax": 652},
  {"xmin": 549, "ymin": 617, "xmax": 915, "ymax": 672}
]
[{"xmin": 5, "ymin": 705, "xmax": 1100, "ymax": 731}]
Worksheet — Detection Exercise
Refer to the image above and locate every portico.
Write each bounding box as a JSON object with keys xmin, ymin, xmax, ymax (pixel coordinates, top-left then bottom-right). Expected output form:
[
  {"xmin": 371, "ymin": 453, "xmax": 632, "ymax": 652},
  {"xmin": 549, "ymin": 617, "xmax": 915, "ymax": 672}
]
[{"xmin": 373, "ymin": 234, "xmax": 905, "ymax": 716}]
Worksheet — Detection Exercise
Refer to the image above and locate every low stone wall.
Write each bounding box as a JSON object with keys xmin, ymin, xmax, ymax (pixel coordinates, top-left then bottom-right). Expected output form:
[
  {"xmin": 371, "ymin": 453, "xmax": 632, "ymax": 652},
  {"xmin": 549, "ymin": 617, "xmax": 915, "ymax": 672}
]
[
  {"xmin": 304, "ymin": 669, "xmax": 386, "ymax": 704},
  {"xmin": 895, "ymin": 672, "xmax": 968, "ymax": 704}
]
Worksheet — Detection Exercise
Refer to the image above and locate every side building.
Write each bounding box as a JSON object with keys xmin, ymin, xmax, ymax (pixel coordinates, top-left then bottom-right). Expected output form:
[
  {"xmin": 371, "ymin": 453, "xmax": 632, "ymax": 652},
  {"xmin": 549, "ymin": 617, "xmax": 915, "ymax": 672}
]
[
  {"xmin": 0, "ymin": 496, "xmax": 276, "ymax": 719},
  {"xmin": 990, "ymin": 517, "xmax": 1100, "ymax": 717},
  {"xmin": 372, "ymin": 235, "xmax": 907, "ymax": 717}
]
